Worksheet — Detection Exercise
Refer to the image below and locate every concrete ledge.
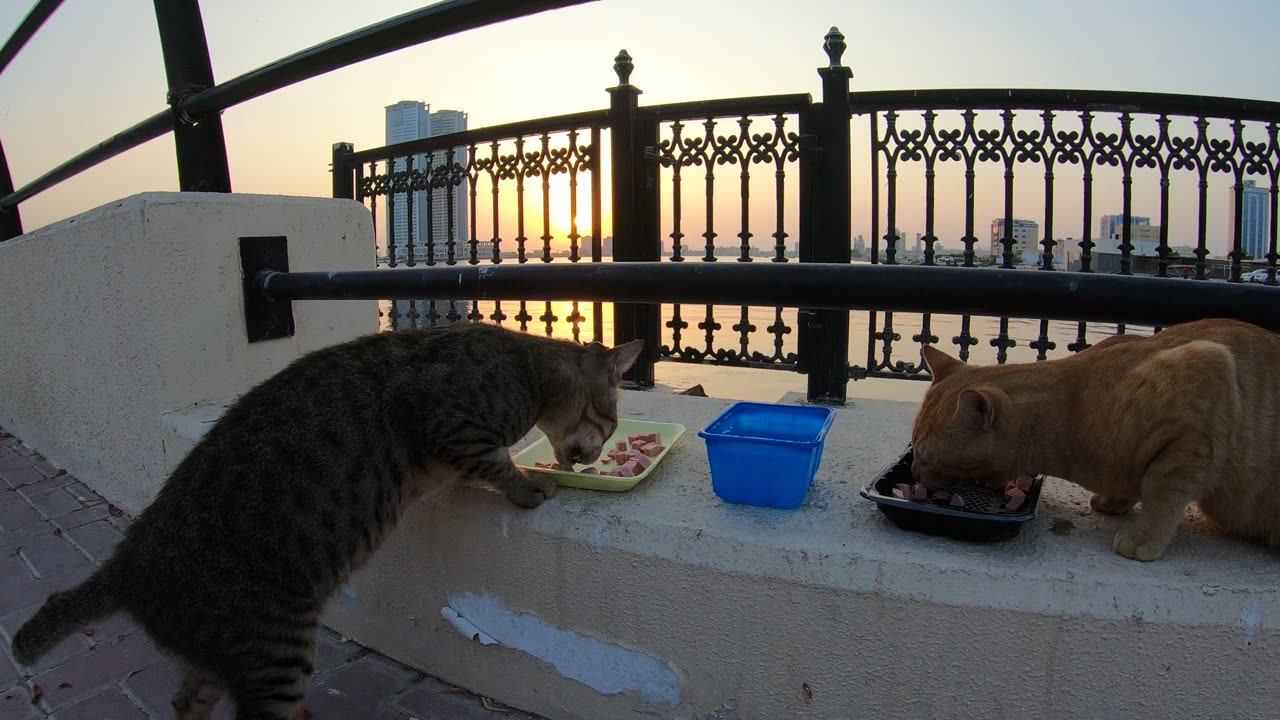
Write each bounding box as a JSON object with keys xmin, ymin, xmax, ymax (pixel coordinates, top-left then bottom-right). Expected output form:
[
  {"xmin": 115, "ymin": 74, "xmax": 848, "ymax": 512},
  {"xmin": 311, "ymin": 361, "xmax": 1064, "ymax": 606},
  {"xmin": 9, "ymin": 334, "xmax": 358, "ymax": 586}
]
[
  {"xmin": 313, "ymin": 391, "xmax": 1275, "ymax": 719},
  {"xmin": 0, "ymin": 193, "xmax": 377, "ymax": 513}
]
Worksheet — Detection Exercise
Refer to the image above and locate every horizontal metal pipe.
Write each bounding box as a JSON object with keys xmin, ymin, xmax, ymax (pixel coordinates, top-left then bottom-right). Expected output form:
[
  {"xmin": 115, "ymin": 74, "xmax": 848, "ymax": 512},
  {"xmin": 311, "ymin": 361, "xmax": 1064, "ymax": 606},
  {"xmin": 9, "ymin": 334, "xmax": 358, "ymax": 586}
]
[{"xmin": 256, "ymin": 262, "xmax": 1280, "ymax": 331}]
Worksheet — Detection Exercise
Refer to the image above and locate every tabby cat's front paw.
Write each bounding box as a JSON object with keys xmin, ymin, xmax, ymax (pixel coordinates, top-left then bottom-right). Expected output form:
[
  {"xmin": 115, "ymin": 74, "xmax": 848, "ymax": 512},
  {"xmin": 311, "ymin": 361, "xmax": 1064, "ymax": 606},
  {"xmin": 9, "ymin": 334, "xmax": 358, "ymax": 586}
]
[
  {"xmin": 505, "ymin": 473, "xmax": 557, "ymax": 509},
  {"xmin": 1112, "ymin": 529, "xmax": 1166, "ymax": 562}
]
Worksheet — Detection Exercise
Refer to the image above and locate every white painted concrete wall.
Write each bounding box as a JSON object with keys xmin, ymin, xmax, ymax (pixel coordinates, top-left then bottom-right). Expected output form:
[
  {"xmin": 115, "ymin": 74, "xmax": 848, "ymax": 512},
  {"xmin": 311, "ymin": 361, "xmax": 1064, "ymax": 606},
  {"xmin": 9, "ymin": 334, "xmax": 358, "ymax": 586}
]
[
  {"xmin": 321, "ymin": 392, "xmax": 1278, "ymax": 720},
  {"xmin": 0, "ymin": 192, "xmax": 377, "ymax": 513}
]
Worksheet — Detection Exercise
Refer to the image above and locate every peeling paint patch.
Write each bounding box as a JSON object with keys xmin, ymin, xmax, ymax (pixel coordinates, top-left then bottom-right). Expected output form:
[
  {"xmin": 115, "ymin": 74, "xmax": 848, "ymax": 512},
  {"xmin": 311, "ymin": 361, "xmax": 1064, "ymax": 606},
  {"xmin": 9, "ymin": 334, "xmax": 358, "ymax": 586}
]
[
  {"xmin": 1242, "ymin": 603, "xmax": 1262, "ymax": 645},
  {"xmin": 441, "ymin": 607, "xmax": 497, "ymax": 645},
  {"xmin": 446, "ymin": 592, "xmax": 680, "ymax": 706}
]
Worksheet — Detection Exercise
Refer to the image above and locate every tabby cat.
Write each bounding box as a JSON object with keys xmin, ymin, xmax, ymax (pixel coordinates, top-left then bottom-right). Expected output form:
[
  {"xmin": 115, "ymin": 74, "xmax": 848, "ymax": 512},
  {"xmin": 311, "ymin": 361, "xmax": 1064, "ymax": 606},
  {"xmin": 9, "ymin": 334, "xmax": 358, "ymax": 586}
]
[
  {"xmin": 12, "ymin": 323, "xmax": 643, "ymax": 719},
  {"xmin": 911, "ymin": 318, "xmax": 1280, "ymax": 562}
]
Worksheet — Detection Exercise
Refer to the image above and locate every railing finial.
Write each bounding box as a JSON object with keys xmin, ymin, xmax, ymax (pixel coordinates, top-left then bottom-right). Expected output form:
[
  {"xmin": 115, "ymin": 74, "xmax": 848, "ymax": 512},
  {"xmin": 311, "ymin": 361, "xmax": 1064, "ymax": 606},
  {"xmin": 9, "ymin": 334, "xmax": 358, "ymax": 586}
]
[
  {"xmin": 614, "ymin": 49, "xmax": 634, "ymax": 86},
  {"xmin": 823, "ymin": 27, "xmax": 846, "ymax": 68}
]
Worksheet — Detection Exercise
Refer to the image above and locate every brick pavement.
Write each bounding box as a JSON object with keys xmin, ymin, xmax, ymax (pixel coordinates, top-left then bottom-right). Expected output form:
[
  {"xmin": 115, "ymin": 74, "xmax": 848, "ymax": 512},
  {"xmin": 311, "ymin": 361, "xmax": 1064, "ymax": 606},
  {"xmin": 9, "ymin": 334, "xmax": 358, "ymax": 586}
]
[{"xmin": 0, "ymin": 430, "xmax": 543, "ymax": 720}]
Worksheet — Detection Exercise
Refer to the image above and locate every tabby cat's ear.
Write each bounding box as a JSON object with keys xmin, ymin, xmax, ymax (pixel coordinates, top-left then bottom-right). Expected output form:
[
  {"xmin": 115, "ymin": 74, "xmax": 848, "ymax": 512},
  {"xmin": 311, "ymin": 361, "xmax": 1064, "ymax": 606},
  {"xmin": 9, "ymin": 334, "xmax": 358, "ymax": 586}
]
[
  {"xmin": 608, "ymin": 340, "xmax": 645, "ymax": 380},
  {"xmin": 955, "ymin": 389, "xmax": 996, "ymax": 430},
  {"xmin": 922, "ymin": 344, "xmax": 963, "ymax": 382}
]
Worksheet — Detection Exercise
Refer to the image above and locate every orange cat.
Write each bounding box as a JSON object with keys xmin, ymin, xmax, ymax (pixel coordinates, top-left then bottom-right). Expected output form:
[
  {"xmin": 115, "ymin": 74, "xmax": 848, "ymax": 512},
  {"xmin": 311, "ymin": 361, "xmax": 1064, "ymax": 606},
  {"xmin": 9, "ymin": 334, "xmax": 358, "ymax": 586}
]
[{"xmin": 910, "ymin": 318, "xmax": 1280, "ymax": 561}]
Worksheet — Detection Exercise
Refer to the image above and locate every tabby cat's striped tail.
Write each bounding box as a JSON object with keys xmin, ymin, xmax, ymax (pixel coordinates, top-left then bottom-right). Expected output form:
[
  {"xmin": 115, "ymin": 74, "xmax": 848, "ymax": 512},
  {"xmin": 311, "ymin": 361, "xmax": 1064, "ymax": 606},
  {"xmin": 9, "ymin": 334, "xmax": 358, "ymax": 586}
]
[{"xmin": 11, "ymin": 566, "xmax": 120, "ymax": 666}]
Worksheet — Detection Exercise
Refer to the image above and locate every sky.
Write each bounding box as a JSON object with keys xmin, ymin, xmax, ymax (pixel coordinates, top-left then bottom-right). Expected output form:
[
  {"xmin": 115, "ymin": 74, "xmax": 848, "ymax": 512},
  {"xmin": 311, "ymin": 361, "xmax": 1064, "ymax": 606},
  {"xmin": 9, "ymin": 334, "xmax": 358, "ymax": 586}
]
[{"xmin": 2, "ymin": 0, "xmax": 1278, "ymax": 256}]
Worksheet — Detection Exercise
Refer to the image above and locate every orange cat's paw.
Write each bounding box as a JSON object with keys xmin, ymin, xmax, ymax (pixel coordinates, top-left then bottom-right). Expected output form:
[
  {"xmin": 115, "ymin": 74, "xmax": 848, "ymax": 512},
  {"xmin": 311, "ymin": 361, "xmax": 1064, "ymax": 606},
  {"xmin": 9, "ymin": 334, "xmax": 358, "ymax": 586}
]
[
  {"xmin": 1113, "ymin": 529, "xmax": 1166, "ymax": 561},
  {"xmin": 1091, "ymin": 493, "xmax": 1137, "ymax": 515}
]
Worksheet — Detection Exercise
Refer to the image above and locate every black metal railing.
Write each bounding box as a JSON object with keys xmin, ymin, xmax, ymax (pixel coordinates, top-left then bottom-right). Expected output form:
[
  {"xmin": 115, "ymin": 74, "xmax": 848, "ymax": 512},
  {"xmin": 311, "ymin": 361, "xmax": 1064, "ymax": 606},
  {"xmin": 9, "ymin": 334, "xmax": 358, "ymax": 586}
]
[
  {"xmin": 0, "ymin": 0, "xmax": 599, "ymax": 233},
  {"xmin": 856, "ymin": 88, "xmax": 1280, "ymax": 380},
  {"xmin": 7, "ymin": 2, "xmax": 1280, "ymax": 406},
  {"xmin": 328, "ymin": 27, "xmax": 1280, "ymax": 402}
]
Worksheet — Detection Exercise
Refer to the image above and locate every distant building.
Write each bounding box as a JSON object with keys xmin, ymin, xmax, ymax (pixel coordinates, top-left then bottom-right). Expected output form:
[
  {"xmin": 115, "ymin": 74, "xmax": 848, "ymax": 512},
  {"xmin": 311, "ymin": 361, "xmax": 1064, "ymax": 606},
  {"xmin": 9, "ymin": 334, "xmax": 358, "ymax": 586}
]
[
  {"xmin": 384, "ymin": 101, "xmax": 430, "ymax": 261},
  {"xmin": 1094, "ymin": 226, "xmax": 1164, "ymax": 274},
  {"xmin": 427, "ymin": 109, "xmax": 471, "ymax": 262},
  {"xmin": 1228, "ymin": 180, "xmax": 1270, "ymax": 260},
  {"xmin": 990, "ymin": 218, "xmax": 1039, "ymax": 261},
  {"xmin": 1098, "ymin": 214, "xmax": 1151, "ymax": 241},
  {"xmin": 382, "ymin": 102, "xmax": 474, "ymax": 265}
]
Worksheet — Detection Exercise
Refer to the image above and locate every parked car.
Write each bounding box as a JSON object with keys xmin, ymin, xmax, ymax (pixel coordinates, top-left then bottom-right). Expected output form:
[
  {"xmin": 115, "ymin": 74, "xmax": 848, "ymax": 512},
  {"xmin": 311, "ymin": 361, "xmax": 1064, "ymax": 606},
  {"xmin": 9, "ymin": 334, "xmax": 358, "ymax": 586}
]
[{"xmin": 1245, "ymin": 268, "xmax": 1274, "ymax": 283}]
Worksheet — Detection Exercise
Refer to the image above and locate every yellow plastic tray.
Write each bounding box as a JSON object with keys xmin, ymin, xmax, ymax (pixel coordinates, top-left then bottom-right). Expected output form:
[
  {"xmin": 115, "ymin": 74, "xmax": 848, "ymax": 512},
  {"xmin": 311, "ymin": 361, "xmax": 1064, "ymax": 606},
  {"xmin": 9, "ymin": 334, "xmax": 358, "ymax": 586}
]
[{"xmin": 512, "ymin": 419, "xmax": 687, "ymax": 492}]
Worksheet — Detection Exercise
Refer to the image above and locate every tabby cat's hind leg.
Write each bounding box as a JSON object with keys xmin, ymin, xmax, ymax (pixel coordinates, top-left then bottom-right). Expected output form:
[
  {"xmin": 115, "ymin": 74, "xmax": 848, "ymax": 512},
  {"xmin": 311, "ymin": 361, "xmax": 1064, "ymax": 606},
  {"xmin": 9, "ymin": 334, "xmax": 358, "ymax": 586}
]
[
  {"xmin": 172, "ymin": 664, "xmax": 225, "ymax": 720},
  {"xmin": 231, "ymin": 664, "xmax": 311, "ymax": 720},
  {"xmin": 225, "ymin": 622, "xmax": 317, "ymax": 720}
]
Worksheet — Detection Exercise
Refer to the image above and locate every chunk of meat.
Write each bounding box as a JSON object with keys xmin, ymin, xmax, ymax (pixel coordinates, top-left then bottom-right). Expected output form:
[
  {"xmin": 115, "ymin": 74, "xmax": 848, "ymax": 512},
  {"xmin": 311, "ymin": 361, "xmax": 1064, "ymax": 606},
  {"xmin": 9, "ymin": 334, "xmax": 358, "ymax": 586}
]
[
  {"xmin": 641, "ymin": 443, "xmax": 664, "ymax": 457},
  {"xmin": 1005, "ymin": 488, "xmax": 1026, "ymax": 513},
  {"xmin": 891, "ymin": 488, "xmax": 907, "ymax": 500},
  {"xmin": 1014, "ymin": 475, "xmax": 1034, "ymax": 493},
  {"xmin": 617, "ymin": 440, "xmax": 629, "ymax": 452},
  {"xmin": 949, "ymin": 494, "xmax": 965, "ymax": 509},
  {"xmin": 911, "ymin": 484, "xmax": 929, "ymax": 501}
]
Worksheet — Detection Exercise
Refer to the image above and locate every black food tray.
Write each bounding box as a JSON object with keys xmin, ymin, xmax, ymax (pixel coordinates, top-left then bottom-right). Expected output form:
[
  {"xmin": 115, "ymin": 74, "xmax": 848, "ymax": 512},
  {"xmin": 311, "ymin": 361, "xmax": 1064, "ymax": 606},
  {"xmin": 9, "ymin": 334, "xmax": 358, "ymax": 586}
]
[{"xmin": 859, "ymin": 446, "xmax": 1044, "ymax": 542}]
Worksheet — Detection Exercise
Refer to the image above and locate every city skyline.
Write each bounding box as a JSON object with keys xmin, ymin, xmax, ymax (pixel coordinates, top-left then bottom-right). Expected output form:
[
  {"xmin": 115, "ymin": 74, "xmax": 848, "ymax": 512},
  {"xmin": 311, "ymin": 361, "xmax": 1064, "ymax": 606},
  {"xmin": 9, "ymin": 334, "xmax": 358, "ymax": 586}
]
[{"xmin": 2, "ymin": 1, "xmax": 1278, "ymax": 257}]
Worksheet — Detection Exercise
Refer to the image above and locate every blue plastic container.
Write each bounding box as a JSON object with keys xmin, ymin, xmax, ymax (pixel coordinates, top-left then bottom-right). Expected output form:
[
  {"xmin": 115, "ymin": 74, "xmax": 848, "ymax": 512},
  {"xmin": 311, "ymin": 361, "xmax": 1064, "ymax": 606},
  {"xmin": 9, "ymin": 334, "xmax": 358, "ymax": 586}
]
[{"xmin": 698, "ymin": 401, "xmax": 836, "ymax": 509}]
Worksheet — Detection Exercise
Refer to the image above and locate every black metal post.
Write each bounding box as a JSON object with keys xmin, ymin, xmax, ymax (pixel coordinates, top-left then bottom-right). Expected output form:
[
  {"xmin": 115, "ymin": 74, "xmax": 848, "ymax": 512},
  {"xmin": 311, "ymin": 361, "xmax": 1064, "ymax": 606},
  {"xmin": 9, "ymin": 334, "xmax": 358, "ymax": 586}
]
[
  {"xmin": 332, "ymin": 142, "xmax": 355, "ymax": 199},
  {"xmin": 153, "ymin": 0, "xmax": 232, "ymax": 193},
  {"xmin": 0, "ymin": 135, "xmax": 21, "ymax": 240},
  {"xmin": 798, "ymin": 28, "xmax": 853, "ymax": 404},
  {"xmin": 608, "ymin": 50, "xmax": 660, "ymax": 386}
]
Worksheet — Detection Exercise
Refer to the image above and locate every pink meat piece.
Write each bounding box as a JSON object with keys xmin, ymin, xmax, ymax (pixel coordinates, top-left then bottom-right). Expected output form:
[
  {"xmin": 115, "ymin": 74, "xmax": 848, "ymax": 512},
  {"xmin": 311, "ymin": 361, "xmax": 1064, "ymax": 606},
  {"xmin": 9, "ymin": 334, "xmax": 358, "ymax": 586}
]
[
  {"xmin": 633, "ymin": 454, "xmax": 652, "ymax": 470},
  {"xmin": 621, "ymin": 459, "xmax": 643, "ymax": 475},
  {"xmin": 949, "ymin": 494, "xmax": 965, "ymax": 509},
  {"xmin": 641, "ymin": 444, "xmax": 663, "ymax": 457},
  {"xmin": 911, "ymin": 484, "xmax": 929, "ymax": 501},
  {"xmin": 616, "ymin": 440, "xmax": 628, "ymax": 452},
  {"xmin": 534, "ymin": 461, "xmax": 554, "ymax": 469},
  {"xmin": 891, "ymin": 488, "xmax": 906, "ymax": 500},
  {"xmin": 613, "ymin": 464, "xmax": 634, "ymax": 478},
  {"xmin": 1005, "ymin": 488, "xmax": 1026, "ymax": 512},
  {"xmin": 1015, "ymin": 475, "xmax": 1033, "ymax": 493}
]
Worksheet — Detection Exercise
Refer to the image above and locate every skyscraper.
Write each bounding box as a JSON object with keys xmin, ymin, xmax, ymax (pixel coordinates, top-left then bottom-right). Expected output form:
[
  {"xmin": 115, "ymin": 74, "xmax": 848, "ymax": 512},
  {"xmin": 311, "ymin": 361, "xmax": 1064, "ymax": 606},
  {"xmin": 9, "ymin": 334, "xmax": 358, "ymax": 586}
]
[
  {"xmin": 382, "ymin": 102, "xmax": 471, "ymax": 265},
  {"xmin": 1228, "ymin": 180, "xmax": 1270, "ymax": 260},
  {"xmin": 426, "ymin": 109, "xmax": 469, "ymax": 263},
  {"xmin": 384, "ymin": 101, "xmax": 430, "ymax": 264},
  {"xmin": 1099, "ymin": 214, "xmax": 1151, "ymax": 242}
]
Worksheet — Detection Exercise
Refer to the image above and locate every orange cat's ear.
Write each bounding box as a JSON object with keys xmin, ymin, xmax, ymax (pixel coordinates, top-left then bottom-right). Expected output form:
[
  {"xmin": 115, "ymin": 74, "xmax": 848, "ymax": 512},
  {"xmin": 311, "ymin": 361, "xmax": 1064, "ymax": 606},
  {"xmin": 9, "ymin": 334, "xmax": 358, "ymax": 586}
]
[
  {"xmin": 955, "ymin": 389, "xmax": 996, "ymax": 430},
  {"xmin": 922, "ymin": 344, "xmax": 963, "ymax": 382}
]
